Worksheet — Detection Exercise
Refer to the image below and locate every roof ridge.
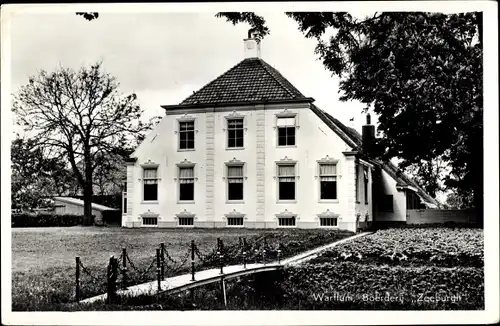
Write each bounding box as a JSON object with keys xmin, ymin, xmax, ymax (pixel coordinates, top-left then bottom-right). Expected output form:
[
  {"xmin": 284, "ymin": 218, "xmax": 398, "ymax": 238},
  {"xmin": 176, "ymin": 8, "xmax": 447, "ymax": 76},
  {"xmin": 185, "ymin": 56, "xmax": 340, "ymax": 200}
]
[
  {"xmin": 257, "ymin": 59, "xmax": 304, "ymax": 98},
  {"xmin": 179, "ymin": 59, "xmax": 248, "ymax": 105}
]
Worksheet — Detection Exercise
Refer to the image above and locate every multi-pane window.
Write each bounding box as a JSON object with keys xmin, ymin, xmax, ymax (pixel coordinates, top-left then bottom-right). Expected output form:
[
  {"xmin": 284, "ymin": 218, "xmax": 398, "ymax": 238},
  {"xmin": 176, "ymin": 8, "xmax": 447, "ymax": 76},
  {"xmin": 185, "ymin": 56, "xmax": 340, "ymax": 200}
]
[
  {"xmin": 227, "ymin": 217, "xmax": 244, "ymax": 226},
  {"xmin": 178, "ymin": 217, "xmax": 194, "ymax": 226},
  {"xmin": 319, "ymin": 164, "xmax": 337, "ymax": 200},
  {"xmin": 278, "ymin": 164, "xmax": 296, "ymax": 200},
  {"xmin": 142, "ymin": 217, "xmax": 158, "ymax": 226},
  {"xmin": 278, "ymin": 217, "xmax": 296, "ymax": 227},
  {"xmin": 179, "ymin": 121, "xmax": 195, "ymax": 150},
  {"xmin": 179, "ymin": 167, "xmax": 195, "ymax": 201},
  {"xmin": 320, "ymin": 217, "xmax": 338, "ymax": 227},
  {"xmin": 363, "ymin": 167, "xmax": 369, "ymax": 204},
  {"xmin": 277, "ymin": 117, "xmax": 296, "ymax": 146},
  {"xmin": 227, "ymin": 118, "xmax": 244, "ymax": 148},
  {"xmin": 227, "ymin": 165, "xmax": 244, "ymax": 201},
  {"xmin": 122, "ymin": 181, "xmax": 128, "ymax": 214},
  {"xmin": 143, "ymin": 168, "xmax": 158, "ymax": 201}
]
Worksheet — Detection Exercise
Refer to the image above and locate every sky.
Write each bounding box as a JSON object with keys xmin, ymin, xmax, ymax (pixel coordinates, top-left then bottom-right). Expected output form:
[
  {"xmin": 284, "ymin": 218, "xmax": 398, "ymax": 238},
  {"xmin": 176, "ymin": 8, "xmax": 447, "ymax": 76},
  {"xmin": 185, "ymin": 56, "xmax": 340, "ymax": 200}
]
[{"xmin": 8, "ymin": 11, "xmax": 373, "ymax": 134}]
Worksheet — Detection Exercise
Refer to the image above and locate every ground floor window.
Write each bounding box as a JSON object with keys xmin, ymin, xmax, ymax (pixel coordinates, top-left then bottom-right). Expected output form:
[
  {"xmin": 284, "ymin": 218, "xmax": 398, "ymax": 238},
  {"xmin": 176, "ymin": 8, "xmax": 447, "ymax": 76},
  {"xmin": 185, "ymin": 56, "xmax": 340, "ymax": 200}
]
[
  {"xmin": 319, "ymin": 217, "xmax": 338, "ymax": 227},
  {"xmin": 278, "ymin": 217, "xmax": 296, "ymax": 227},
  {"xmin": 227, "ymin": 217, "xmax": 244, "ymax": 226},
  {"xmin": 178, "ymin": 217, "xmax": 194, "ymax": 226},
  {"xmin": 142, "ymin": 217, "xmax": 158, "ymax": 226},
  {"xmin": 379, "ymin": 194, "xmax": 394, "ymax": 212}
]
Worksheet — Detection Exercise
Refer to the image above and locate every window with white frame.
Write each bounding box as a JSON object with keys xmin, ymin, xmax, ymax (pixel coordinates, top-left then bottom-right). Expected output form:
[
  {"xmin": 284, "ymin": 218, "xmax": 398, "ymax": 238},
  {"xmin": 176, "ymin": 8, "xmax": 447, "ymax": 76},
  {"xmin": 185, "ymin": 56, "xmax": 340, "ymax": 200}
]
[
  {"xmin": 179, "ymin": 167, "xmax": 195, "ymax": 201},
  {"xmin": 227, "ymin": 217, "xmax": 244, "ymax": 226},
  {"xmin": 143, "ymin": 168, "xmax": 158, "ymax": 201},
  {"xmin": 227, "ymin": 118, "xmax": 244, "ymax": 148},
  {"xmin": 363, "ymin": 167, "xmax": 369, "ymax": 204},
  {"xmin": 278, "ymin": 216, "xmax": 296, "ymax": 227},
  {"xmin": 179, "ymin": 120, "xmax": 195, "ymax": 150},
  {"xmin": 178, "ymin": 217, "xmax": 194, "ymax": 226},
  {"xmin": 278, "ymin": 164, "xmax": 296, "ymax": 201},
  {"xmin": 122, "ymin": 181, "xmax": 127, "ymax": 214},
  {"xmin": 277, "ymin": 117, "xmax": 296, "ymax": 146},
  {"xmin": 227, "ymin": 165, "xmax": 244, "ymax": 201},
  {"xmin": 142, "ymin": 216, "xmax": 158, "ymax": 226},
  {"xmin": 355, "ymin": 164, "xmax": 360, "ymax": 202},
  {"xmin": 320, "ymin": 217, "xmax": 338, "ymax": 227},
  {"xmin": 319, "ymin": 163, "xmax": 337, "ymax": 200}
]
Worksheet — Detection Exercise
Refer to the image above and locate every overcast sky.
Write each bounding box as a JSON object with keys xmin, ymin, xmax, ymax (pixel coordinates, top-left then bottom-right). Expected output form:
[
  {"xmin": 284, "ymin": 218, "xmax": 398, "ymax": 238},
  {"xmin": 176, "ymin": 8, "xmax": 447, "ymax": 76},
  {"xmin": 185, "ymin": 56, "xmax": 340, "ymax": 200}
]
[{"xmin": 9, "ymin": 11, "xmax": 375, "ymax": 133}]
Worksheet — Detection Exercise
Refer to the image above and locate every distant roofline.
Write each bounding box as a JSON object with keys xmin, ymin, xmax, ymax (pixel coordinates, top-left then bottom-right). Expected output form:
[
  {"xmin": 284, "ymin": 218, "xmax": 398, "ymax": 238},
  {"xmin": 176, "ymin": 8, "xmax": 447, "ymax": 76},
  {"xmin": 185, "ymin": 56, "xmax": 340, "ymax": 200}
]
[{"xmin": 161, "ymin": 97, "xmax": 315, "ymax": 111}]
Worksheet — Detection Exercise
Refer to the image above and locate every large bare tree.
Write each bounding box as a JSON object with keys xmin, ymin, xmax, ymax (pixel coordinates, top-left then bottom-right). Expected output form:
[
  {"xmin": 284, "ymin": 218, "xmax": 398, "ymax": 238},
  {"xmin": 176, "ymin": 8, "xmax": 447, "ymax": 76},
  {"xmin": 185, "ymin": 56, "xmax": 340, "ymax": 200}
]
[{"xmin": 13, "ymin": 62, "xmax": 160, "ymax": 225}]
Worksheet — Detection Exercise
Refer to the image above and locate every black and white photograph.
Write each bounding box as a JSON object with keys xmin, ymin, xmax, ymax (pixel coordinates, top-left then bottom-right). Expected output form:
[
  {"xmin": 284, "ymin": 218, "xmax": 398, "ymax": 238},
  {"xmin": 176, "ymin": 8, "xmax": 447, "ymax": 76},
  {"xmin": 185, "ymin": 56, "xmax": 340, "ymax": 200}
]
[{"xmin": 1, "ymin": 2, "xmax": 498, "ymax": 325}]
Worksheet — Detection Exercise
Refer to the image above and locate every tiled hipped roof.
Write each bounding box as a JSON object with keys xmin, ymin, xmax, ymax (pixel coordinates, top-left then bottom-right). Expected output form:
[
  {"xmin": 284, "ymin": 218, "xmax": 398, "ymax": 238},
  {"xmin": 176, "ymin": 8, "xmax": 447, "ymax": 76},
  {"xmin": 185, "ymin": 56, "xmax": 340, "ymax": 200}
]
[{"xmin": 179, "ymin": 58, "xmax": 307, "ymax": 106}]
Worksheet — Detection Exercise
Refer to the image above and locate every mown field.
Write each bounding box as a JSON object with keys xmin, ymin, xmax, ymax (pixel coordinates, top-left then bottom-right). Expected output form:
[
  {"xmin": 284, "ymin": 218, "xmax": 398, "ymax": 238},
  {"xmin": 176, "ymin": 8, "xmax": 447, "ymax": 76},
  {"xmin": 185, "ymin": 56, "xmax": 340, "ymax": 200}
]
[{"xmin": 11, "ymin": 226, "xmax": 354, "ymax": 311}]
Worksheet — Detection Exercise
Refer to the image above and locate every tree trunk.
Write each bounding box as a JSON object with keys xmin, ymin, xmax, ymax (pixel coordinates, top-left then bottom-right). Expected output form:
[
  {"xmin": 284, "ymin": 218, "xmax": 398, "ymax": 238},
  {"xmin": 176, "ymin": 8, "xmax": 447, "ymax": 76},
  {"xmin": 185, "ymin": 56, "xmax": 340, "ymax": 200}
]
[{"xmin": 83, "ymin": 183, "xmax": 93, "ymax": 226}]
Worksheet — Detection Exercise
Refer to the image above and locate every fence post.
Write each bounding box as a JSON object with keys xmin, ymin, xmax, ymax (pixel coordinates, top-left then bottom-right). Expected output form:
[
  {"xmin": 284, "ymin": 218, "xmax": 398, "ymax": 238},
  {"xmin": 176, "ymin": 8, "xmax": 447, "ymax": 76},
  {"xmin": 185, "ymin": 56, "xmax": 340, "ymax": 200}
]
[
  {"xmin": 107, "ymin": 256, "xmax": 117, "ymax": 304},
  {"xmin": 75, "ymin": 257, "xmax": 80, "ymax": 302},
  {"xmin": 277, "ymin": 243, "xmax": 281, "ymax": 265},
  {"xmin": 254, "ymin": 249, "xmax": 259, "ymax": 265},
  {"xmin": 262, "ymin": 248, "xmax": 266, "ymax": 265},
  {"xmin": 156, "ymin": 248, "xmax": 161, "ymax": 292},
  {"xmin": 160, "ymin": 243, "xmax": 165, "ymax": 280},
  {"xmin": 243, "ymin": 237, "xmax": 248, "ymax": 269},
  {"xmin": 191, "ymin": 240, "xmax": 195, "ymax": 281},
  {"xmin": 122, "ymin": 248, "xmax": 127, "ymax": 290}
]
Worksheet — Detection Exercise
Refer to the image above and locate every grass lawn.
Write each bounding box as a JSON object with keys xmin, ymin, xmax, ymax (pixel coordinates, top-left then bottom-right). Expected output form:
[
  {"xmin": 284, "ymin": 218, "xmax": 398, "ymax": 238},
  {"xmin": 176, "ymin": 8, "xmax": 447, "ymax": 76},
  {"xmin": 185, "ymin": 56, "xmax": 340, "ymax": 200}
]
[{"xmin": 11, "ymin": 226, "xmax": 354, "ymax": 311}]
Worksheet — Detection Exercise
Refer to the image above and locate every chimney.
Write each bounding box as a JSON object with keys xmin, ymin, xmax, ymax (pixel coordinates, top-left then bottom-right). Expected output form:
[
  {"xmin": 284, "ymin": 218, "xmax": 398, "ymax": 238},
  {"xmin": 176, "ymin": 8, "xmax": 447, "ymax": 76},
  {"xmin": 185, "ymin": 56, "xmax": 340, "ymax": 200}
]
[
  {"xmin": 362, "ymin": 113, "xmax": 376, "ymax": 156},
  {"xmin": 244, "ymin": 29, "xmax": 261, "ymax": 59}
]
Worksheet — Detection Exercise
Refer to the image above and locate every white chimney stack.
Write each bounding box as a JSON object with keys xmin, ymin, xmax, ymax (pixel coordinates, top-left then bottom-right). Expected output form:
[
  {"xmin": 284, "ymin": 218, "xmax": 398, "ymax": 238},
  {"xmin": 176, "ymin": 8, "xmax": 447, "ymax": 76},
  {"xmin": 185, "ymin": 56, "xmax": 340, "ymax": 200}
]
[{"xmin": 244, "ymin": 29, "xmax": 261, "ymax": 59}]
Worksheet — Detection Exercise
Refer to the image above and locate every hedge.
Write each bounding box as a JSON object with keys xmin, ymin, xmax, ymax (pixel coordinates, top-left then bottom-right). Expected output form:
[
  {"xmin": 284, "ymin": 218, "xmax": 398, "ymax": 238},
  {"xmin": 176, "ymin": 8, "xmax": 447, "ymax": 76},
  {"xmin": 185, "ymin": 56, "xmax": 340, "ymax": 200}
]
[
  {"xmin": 279, "ymin": 262, "xmax": 484, "ymax": 310},
  {"xmin": 11, "ymin": 213, "xmax": 93, "ymax": 227}
]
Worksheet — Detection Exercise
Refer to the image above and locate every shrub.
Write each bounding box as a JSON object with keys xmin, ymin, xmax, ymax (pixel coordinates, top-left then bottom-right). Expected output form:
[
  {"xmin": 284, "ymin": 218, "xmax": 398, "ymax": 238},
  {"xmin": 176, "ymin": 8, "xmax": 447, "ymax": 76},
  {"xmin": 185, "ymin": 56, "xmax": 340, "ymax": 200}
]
[
  {"xmin": 11, "ymin": 213, "xmax": 93, "ymax": 227},
  {"xmin": 279, "ymin": 262, "xmax": 484, "ymax": 310}
]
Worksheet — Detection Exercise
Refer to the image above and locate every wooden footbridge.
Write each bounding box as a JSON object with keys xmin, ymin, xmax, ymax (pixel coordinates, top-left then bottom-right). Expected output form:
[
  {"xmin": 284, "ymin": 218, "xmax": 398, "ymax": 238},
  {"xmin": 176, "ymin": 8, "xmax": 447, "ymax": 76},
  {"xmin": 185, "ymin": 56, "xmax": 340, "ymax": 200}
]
[{"xmin": 80, "ymin": 232, "xmax": 371, "ymax": 305}]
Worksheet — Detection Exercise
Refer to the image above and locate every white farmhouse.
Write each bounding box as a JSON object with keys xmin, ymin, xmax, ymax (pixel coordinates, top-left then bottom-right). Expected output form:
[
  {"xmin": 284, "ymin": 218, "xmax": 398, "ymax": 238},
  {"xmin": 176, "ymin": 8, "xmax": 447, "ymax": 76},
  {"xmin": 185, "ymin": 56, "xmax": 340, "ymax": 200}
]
[{"xmin": 122, "ymin": 32, "xmax": 438, "ymax": 231}]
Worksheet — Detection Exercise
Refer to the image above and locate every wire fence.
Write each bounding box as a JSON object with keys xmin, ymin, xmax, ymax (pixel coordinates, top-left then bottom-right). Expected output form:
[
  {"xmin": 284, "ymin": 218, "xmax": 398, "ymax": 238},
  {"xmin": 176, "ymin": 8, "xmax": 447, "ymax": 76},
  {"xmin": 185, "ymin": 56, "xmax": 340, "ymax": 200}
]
[{"xmin": 74, "ymin": 236, "xmax": 282, "ymax": 304}]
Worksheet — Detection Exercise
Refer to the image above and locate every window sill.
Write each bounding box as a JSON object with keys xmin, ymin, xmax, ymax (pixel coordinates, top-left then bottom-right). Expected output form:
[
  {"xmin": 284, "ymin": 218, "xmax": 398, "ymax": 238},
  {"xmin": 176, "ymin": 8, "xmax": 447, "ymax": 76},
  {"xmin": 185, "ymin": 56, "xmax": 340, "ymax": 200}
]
[
  {"xmin": 226, "ymin": 147, "xmax": 245, "ymax": 151},
  {"xmin": 226, "ymin": 224, "xmax": 244, "ymax": 228},
  {"xmin": 277, "ymin": 225, "xmax": 297, "ymax": 228},
  {"xmin": 177, "ymin": 148, "xmax": 195, "ymax": 152},
  {"xmin": 141, "ymin": 201, "xmax": 159, "ymax": 204},
  {"xmin": 276, "ymin": 200, "xmax": 297, "ymax": 204},
  {"xmin": 177, "ymin": 200, "xmax": 195, "ymax": 204},
  {"xmin": 276, "ymin": 145, "xmax": 297, "ymax": 148},
  {"xmin": 319, "ymin": 199, "xmax": 339, "ymax": 204},
  {"xmin": 226, "ymin": 200, "xmax": 244, "ymax": 204},
  {"xmin": 177, "ymin": 225, "xmax": 195, "ymax": 227}
]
